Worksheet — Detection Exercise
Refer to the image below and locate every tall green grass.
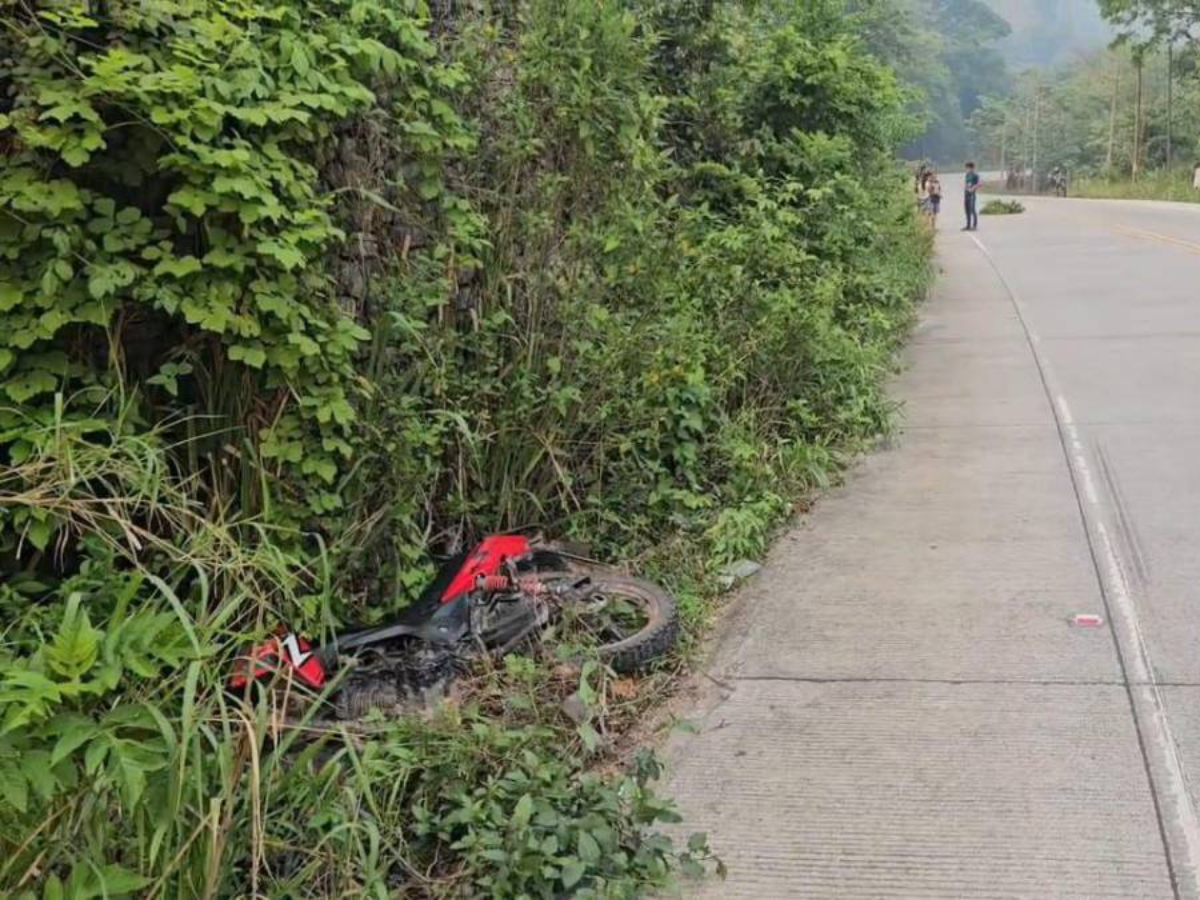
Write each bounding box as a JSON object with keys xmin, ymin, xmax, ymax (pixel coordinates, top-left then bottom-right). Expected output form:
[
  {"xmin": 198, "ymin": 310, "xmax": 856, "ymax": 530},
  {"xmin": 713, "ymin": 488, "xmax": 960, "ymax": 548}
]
[
  {"xmin": 1072, "ymin": 171, "xmax": 1200, "ymax": 204},
  {"xmin": 0, "ymin": 406, "xmax": 713, "ymax": 898}
]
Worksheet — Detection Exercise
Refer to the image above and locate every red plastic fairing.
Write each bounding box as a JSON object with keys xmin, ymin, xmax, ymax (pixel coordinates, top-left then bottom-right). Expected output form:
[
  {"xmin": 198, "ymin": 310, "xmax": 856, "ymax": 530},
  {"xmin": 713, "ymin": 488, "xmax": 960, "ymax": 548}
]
[
  {"xmin": 229, "ymin": 630, "xmax": 326, "ymax": 690},
  {"xmin": 440, "ymin": 535, "xmax": 533, "ymax": 603}
]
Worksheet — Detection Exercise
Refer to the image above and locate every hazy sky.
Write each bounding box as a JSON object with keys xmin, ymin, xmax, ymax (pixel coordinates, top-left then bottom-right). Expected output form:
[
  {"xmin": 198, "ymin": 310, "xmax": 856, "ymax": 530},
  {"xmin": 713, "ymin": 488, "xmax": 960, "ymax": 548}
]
[{"xmin": 983, "ymin": 0, "xmax": 1114, "ymax": 68}]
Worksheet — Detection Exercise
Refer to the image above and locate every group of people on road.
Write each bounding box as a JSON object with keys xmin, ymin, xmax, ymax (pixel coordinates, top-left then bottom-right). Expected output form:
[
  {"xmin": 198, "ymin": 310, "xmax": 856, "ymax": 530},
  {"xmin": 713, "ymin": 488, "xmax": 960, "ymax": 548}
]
[
  {"xmin": 915, "ymin": 165, "xmax": 942, "ymax": 225},
  {"xmin": 915, "ymin": 161, "xmax": 979, "ymax": 231}
]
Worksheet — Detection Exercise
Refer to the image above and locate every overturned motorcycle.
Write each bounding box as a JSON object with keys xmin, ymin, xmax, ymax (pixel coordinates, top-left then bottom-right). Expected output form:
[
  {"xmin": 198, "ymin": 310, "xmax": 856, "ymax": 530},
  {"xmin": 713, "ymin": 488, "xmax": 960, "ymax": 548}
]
[{"xmin": 229, "ymin": 535, "xmax": 678, "ymax": 719}]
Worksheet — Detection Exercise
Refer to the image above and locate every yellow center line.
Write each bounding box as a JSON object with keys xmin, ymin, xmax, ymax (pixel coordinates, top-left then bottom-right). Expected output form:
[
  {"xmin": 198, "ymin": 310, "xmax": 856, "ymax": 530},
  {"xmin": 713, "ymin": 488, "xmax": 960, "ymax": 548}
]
[
  {"xmin": 1108, "ymin": 223, "xmax": 1200, "ymax": 257},
  {"xmin": 998, "ymin": 202, "xmax": 1200, "ymax": 256}
]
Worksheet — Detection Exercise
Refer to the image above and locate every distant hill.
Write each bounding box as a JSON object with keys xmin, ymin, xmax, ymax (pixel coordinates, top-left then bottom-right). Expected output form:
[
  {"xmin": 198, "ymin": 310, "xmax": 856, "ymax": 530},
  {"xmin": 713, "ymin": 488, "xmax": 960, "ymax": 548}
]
[{"xmin": 983, "ymin": 0, "xmax": 1112, "ymax": 68}]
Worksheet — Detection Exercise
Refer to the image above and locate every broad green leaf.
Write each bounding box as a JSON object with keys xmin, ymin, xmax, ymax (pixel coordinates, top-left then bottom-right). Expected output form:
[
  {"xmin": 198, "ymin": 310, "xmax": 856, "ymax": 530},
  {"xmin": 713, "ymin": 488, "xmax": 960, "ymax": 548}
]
[
  {"xmin": 152, "ymin": 256, "xmax": 202, "ymax": 279},
  {"xmin": 300, "ymin": 455, "xmax": 337, "ymax": 483},
  {"xmin": 578, "ymin": 723, "xmax": 601, "ymax": 753},
  {"xmin": 512, "ymin": 793, "xmax": 534, "ymax": 828},
  {"xmin": 3, "ymin": 367, "xmax": 57, "ymax": 403},
  {"xmin": 0, "ymin": 283, "xmax": 23, "ymax": 311},
  {"xmin": 84, "ymin": 737, "xmax": 108, "ymax": 776},
  {"xmin": 88, "ymin": 261, "xmax": 138, "ymax": 300},
  {"xmin": 42, "ymin": 874, "xmax": 65, "ymax": 900},
  {"xmin": 578, "ymin": 830, "xmax": 601, "ymax": 863},
  {"xmin": 203, "ymin": 246, "xmax": 247, "ymax": 270},
  {"xmin": 21, "ymin": 750, "xmax": 57, "ymax": 800},
  {"xmin": 115, "ymin": 747, "xmax": 148, "ymax": 808},
  {"xmin": 146, "ymin": 361, "xmax": 191, "ymax": 397},
  {"xmin": 227, "ymin": 343, "xmax": 266, "ymax": 368},
  {"xmin": 24, "ymin": 515, "xmax": 55, "ymax": 551},
  {"xmin": 61, "ymin": 144, "xmax": 91, "ymax": 167},
  {"xmin": 47, "ymin": 594, "xmax": 101, "ymax": 680},
  {"xmin": 561, "ymin": 859, "xmax": 586, "ymax": 890},
  {"xmin": 50, "ymin": 713, "xmax": 99, "ymax": 765},
  {"xmin": 75, "ymin": 301, "xmax": 112, "ymax": 326},
  {"xmin": 329, "ymin": 397, "xmax": 355, "ymax": 426},
  {"xmin": 257, "ymin": 239, "xmax": 305, "ymax": 270},
  {"xmin": 94, "ymin": 865, "xmax": 151, "ymax": 896},
  {"xmin": 291, "ymin": 43, "xmax": 311, "ymax": 76},
  {"xmin": 167, "ymin": 186, "xmax": 215, "ymax": 217},
  {"xmin": 0, "ymin": 669, "xmax": 62, "ymax": 729},
  {"xmin": 681, "ymin": 858, "xmax": 706, "ymax": 878},
  {"xmin": 17, "ymin": 179, "xmax": 82, "ymax": 215},
  {"xmin": 0, "ymin": 762, "xmax": 28, "ymax": 812}
]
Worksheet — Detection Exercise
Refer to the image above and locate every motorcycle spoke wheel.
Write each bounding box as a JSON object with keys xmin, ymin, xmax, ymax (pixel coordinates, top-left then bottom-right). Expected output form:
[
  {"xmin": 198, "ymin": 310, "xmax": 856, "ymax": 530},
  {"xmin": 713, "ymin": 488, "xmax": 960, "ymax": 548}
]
[{"xmin": 541, "ymin": 572, "xmax": 678, "ymax": 674}]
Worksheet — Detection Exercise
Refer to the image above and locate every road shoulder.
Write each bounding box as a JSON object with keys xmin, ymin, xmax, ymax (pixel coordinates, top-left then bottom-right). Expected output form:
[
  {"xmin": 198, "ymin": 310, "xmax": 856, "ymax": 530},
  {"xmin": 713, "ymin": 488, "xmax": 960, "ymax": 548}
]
[{"xmin": 663, "ymin": 230, "xmax": 1175, "ymax": 898}]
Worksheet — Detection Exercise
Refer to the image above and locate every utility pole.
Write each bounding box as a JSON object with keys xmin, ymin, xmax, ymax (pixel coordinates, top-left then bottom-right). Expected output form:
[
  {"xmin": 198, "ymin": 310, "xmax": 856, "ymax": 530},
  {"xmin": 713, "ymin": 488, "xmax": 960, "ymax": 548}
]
[
  {"xmin": 1133, "ymin": 54, "xmax": 1144, "ymax": 181},
  {"xmin": 1023, "ymin": 90, "xmax": 1033, "ymax": 190},
  {"xmin": 1106, "ymin": 58, "xmax": 1121, "ymax": 172},
  {"xmin": 1167, "ymin": 41, "xmax": 1174, "ymax": 173},
  {"xmin": 1031, "ymin": 83, "xmax": 1042, "ymax": 192},
  {"xmin": 1000, "ymin": 116, "xmax": 1008, "ymax": 174}
]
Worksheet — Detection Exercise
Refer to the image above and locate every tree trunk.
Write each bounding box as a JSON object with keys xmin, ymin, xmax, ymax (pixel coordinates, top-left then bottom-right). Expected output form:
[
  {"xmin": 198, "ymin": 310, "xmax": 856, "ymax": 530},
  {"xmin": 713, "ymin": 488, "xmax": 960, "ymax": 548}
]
[
  {"xmin": 1106, "ymin": 59, "xmax": 1120, "ymax": 172},
  {"xmin": 1031, "ymin": 85, "xmax": 1041, "ymax": 192},
  {"xmin": 1133, "ymin": 57, "xmax": 1144, "ymax": 181},
  {"xmin": 1167, "ymin": 42, "xmax": 1174, "ymax": 173}
]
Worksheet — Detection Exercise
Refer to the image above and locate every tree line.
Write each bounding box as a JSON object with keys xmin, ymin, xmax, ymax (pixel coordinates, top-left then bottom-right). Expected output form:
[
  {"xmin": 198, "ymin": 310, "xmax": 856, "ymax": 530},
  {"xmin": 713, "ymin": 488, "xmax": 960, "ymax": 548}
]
[
  {"xmin": 969, "ymin": 0, "xmax": 1200, "ymax": 187},
  {"xmin": 853, "ymin": 0, "xmax": 1014, "ymax": 163}
]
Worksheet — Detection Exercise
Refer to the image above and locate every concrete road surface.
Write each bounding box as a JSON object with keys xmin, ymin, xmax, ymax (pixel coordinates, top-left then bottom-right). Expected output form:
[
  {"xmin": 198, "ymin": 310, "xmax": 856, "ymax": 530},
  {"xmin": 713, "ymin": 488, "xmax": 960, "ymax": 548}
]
[{"xmin": 666, "ymin": 188, "xmax": 1200, "ymax": 899}]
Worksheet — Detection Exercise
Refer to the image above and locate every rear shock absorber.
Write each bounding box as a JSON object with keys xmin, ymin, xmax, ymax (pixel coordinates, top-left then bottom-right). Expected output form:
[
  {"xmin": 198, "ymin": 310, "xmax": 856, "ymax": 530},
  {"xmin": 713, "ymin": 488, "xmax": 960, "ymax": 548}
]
[{"xmin": 476, "ymin": 574, "xmax": 513, "ymax": 594}]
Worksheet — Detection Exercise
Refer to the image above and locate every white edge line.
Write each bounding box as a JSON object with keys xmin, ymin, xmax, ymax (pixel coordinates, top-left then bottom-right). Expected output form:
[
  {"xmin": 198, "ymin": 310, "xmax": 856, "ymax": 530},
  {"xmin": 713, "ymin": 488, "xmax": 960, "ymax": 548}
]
[{"xmin": 968, "ymin": 230, "xmax": 1200, "ymax": 886}]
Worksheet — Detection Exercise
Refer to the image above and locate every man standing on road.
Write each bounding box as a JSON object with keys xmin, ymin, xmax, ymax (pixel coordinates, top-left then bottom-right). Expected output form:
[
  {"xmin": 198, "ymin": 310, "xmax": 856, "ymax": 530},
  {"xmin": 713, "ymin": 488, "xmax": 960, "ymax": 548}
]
[{"xmin": 963, "ymin": 161, "xmax": 980, "ymax": 231}]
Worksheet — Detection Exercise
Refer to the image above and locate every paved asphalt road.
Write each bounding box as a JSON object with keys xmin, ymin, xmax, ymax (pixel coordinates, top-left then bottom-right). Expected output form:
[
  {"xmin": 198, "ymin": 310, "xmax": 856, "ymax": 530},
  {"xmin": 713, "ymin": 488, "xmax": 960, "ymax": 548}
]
[{"xmin": 665, "ymin": 187, "xmax": 1200, "ymax": 898}]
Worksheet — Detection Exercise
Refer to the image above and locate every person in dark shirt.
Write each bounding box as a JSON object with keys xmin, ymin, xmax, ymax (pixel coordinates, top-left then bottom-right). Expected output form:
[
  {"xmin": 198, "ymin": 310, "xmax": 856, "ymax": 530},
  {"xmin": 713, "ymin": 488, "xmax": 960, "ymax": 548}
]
[{"xmin": 963, "ymin": 161, "xmax": 980, "ymax": 231}]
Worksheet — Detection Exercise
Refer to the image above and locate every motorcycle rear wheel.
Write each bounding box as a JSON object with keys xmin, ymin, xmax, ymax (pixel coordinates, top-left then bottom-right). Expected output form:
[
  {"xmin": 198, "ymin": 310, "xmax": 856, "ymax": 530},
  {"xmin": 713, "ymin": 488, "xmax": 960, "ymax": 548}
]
[{"xmin": 537, "ymin": 571, "xmax": 678, "ymax": 674}]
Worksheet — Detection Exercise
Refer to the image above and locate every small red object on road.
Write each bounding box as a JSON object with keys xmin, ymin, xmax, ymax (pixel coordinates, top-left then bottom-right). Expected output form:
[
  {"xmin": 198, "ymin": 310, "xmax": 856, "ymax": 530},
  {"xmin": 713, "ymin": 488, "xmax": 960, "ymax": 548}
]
[{"xmin": 1071, "ymin": 614, "xmax": 1105, "ymax": 628}]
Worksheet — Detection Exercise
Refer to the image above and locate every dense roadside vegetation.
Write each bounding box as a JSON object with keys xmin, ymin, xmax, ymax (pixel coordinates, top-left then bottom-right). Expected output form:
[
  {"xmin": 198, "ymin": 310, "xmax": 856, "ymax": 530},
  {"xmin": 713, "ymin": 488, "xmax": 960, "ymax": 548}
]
[{"xmin": 0, "ymin": 1, "xmax": 931, "ymax": 896}]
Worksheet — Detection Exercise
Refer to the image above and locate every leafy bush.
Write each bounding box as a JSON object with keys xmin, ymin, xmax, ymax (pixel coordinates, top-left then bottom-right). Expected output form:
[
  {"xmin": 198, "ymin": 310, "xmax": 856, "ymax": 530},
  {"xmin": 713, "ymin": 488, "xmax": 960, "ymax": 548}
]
[
  {"xmin": 0, "ymin": 0, "xmax": 425, "ymax": 532},
  {"xmin": 980, "ymin": 198, "xmax": 1026, "ymax": 215},
  {"xmin": 0, "ymin": 0, "xmax": 931, "ymax": 896}
]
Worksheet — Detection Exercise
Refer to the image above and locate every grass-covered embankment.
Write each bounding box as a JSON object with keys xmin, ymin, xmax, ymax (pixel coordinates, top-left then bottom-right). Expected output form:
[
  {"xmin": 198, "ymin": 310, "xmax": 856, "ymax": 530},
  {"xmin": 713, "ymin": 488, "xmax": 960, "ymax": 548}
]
[{"xmin": 1072, "ymin": 171, "xmax": 1200, "ymax": 204}]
